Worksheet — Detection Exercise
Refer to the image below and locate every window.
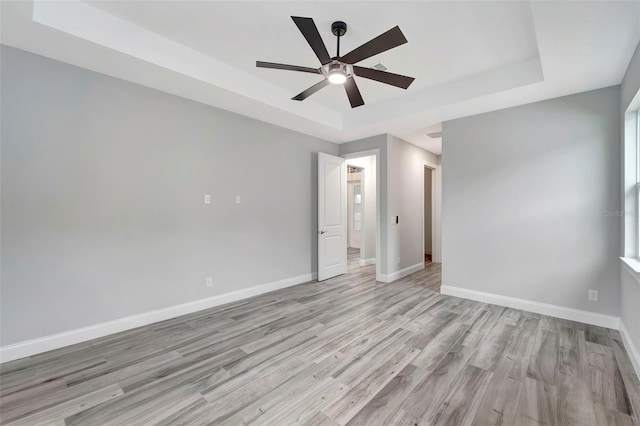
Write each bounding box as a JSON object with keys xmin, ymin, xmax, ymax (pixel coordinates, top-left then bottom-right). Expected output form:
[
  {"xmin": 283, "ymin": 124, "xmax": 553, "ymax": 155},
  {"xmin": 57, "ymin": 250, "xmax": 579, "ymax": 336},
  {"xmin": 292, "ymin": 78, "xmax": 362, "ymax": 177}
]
[
  {"xmin": 637, "ymin": 110, "xmax": 640, "ymax": 258},
  {"xmin": 622, "ymin": 87, "xmax": 640, "ymax": 270},
  {"xmin": 353, "ymin": 184, "xmax": 362, "ymax": 231},
  {"xmin": 623, "ymin": 105, "xmax": 640, "ymax": 262}
]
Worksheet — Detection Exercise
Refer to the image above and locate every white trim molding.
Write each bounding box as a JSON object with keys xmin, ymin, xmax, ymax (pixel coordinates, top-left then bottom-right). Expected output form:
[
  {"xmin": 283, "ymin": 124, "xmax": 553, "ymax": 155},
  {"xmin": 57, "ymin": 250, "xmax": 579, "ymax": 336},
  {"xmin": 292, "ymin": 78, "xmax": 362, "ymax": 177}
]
[
  {"xmin": 440, "ymin": 285, "xmax": 620, "ymax": 329},
  {"xmin": 621, "ymin": 257, "xmax": 640, "ymax": 284},
  {"xmin": 378, "ymin": 262, "xmax": 424, "ymax": 284},
  {"xmin": 359, "ymin": 258, "xmax": 376, "ymax": 266},
  {"xmin": 620, "ymin": 321, "xmax": 640, "ymax": 378},
  {"xmin": 0, "ymin": 272, "xmax": 317, "ymax": 364}
]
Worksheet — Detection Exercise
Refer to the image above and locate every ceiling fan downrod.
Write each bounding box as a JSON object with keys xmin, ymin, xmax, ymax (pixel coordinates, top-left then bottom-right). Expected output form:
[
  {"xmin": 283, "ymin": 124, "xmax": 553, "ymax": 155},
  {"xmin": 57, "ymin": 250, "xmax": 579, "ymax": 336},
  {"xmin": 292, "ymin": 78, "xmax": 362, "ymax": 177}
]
[{"xmin": 331, "ymin": 21, "xmax": 347, "ymax": 58}]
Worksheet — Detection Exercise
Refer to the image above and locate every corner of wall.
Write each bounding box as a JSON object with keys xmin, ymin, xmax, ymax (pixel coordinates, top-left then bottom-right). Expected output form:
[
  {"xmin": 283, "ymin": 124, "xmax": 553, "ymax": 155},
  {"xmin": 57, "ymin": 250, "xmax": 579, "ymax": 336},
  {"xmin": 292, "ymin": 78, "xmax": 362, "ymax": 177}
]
[{"xmin": 619, "ymin": 320, "xmax": 640, "ymax": 378}]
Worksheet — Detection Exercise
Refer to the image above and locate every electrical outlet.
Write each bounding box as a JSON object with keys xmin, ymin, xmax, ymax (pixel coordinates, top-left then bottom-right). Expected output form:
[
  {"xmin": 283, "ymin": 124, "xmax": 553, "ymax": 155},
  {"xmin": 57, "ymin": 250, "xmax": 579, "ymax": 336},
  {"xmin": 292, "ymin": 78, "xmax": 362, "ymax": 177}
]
[
  {"xmin": 204, "ymin": 194, "xmax": 211, "ymax": 204},
  {"xmin": 235, "ymin": 195, "xmax": 241, "ymax": 204},
  {"xmin": 588, "ymin": 289, "xmax": 598, "ymax": 301},
  {"xmin": 206, "ymin": 277, "xmax": 213, "ymax": 288},
  {"xmin": 397, "ymin": 256, "xmax": 401, "ymax": 265}
]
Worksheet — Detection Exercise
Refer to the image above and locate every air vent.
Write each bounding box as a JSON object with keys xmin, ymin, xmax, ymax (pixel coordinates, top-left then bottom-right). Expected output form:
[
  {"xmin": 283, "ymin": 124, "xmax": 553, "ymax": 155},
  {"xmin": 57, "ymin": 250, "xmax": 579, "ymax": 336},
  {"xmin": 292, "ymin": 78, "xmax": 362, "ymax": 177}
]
[
  {"xmin": 426, "ymin": 131, "xmax": 442, "ymax": 138},
  {"xmin": 372, "ymin": 63, "xmax": 388, "ymax": 71}
]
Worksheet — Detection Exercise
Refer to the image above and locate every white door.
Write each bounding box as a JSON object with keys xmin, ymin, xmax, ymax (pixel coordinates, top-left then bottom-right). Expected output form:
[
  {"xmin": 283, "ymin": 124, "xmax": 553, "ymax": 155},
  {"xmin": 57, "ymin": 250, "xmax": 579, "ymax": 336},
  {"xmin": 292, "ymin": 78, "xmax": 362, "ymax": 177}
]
[{"xmin": 318, "ymin": 152, "xmax": 347, "ymax": 281}]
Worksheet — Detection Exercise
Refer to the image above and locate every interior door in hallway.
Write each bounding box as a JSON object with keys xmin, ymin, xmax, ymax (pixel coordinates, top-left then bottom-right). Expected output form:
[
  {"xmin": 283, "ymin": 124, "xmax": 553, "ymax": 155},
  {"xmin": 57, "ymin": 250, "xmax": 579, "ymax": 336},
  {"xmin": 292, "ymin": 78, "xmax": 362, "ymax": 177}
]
[{"xmin": 318, "ymin": 152, "xmax": 347, "ymax": 281}]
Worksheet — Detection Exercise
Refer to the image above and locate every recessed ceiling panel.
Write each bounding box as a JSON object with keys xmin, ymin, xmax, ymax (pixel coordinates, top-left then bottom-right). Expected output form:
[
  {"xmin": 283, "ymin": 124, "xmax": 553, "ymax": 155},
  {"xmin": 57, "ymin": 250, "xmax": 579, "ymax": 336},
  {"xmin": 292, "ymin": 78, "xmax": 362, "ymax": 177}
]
[{"xmin": 87, "ymin": 1, "xmax": 539, "ymax": 112}]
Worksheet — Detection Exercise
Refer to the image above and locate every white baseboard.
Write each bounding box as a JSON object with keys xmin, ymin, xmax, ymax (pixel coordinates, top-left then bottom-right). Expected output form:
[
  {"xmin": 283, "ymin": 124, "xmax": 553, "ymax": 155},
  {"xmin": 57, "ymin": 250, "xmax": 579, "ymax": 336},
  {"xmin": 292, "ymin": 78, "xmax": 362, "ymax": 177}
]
[
  {"xmin": 620, "ymin": 321, "xmax": 640, "ymax": 378},
  {"xmin": 440, "ymin": 285, "xmax": 620, "ymax": 329},
  {"xmin": 359, "ymin": 258, "xmax": 376, "ymax": 266},
  {"xmin": 0, "ymin": 272, "xmax": 317, "ymax": 364},
  {"xmin": 379, "ymin": 262, "xmax": 424, "ymax": 283}
]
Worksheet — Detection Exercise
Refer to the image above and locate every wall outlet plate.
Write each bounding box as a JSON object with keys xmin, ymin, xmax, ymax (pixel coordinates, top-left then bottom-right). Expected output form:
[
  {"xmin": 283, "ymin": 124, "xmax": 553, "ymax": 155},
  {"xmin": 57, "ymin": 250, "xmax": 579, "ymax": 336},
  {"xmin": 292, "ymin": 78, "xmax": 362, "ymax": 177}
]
[
  {"xmin": 204, "ymin": 194, "xmax": 211, "ymax": 204},
  {"xmin": 588, "ymin": 289, "xmax": 598, "ymax": 301},
  {"xmin": 206, "ymin": 277, "xmax": 213, "ymax": 288}
]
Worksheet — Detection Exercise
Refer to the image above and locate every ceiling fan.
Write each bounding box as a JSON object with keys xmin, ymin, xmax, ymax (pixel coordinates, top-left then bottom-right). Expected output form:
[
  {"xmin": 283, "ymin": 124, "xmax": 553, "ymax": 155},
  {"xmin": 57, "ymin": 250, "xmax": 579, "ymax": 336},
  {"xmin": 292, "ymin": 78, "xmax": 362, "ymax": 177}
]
[{"xmin": 256, "ymin": 17, "xmax": 415, "ymax": 108}]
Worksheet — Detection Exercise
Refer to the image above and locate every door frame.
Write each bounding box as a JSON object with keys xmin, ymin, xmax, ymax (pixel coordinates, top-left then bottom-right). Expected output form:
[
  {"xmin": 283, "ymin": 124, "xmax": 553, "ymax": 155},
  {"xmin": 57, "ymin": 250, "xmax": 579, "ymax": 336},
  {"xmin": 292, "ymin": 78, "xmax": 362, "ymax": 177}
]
[
  {"xmin": 342, "ymin": 149, "xmax": 381, "ymax": 282},
  {"xmin": 423, "ymin": 161, "xmax": 442, "ymax": 263}
]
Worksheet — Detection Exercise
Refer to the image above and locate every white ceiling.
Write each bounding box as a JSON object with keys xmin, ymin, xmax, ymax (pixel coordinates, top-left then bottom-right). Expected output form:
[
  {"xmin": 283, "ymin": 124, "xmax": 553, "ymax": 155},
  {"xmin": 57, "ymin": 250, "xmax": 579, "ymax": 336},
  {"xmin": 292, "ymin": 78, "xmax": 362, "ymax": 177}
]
[
  {"xmin": 88, "ymin": 1, "xmax": 539, "ymax": 113},
  {"xmin": 2, "ymin": 1, "xmax": 639, "ymax": 155}
]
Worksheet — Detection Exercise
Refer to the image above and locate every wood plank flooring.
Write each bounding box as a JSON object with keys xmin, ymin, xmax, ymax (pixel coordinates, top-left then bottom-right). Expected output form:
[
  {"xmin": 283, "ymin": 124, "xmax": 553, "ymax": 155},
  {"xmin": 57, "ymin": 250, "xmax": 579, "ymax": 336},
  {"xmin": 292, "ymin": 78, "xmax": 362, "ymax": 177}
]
[{"xmin": 1, "ymin": 250, "xmax": 638, "ymax": 425}]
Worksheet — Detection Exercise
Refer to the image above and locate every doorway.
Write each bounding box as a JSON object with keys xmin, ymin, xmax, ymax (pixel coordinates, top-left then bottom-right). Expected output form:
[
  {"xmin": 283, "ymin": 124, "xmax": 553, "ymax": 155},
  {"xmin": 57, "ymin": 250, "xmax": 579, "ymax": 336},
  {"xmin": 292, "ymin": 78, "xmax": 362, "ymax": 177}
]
[
  {"xmin": 316, "ymin": 150, "xmax": 380, "ymax": 282},
  {"xmin": 345, "ymin": 155, "xmax": 377, "ymax": 274},
  {"xmin": 423, "ymin": 161, "xmax": 441, "ymax": 264},
  {"xmin": 424, "ymin": 167, "xmax": 433, "ymax": 263}
]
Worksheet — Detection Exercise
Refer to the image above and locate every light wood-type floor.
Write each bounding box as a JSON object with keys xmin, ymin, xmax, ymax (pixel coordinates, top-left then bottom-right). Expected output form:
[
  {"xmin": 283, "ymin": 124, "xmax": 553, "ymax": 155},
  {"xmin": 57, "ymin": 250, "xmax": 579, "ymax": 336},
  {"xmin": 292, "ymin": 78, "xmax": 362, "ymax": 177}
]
[{"xmin": 1, "ymin": 251, "xmax": 639, "ymax": 425}]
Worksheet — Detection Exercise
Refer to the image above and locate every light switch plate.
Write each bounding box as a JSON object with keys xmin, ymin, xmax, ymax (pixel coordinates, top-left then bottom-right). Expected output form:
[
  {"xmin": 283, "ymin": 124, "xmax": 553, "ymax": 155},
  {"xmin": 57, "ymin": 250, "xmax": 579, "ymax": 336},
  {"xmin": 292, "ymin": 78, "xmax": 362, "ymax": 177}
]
[
  {"xmin": 204, "ymin": 194, "xmax": 211, "ymax": 204},
  {"xmin": 588, "ymin": 289, "xmax": 598, "ymax": 301},
  {"xmin": 235, "ymin": 195, "xmax": 241, "ymax": 204}
]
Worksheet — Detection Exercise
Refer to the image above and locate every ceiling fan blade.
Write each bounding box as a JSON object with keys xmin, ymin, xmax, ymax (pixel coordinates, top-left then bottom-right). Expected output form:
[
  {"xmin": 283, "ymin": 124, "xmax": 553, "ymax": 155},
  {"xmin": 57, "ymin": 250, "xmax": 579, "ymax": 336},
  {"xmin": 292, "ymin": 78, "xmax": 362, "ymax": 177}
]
[
  {"xmin": 353, "ymin": 66, "xmax": 415, "ymax": 89},
  {"xmin": 344, "ymin": 77, "xmax": 365, "ymax": 108},
  {"xmin": 291, "ymin": 16, "xmax": 332, "ymax": 65},
  {"xmin": 256, "ymin": 61, "xmax": 320, "ymax": 74},
  {"xmin": 340, "ymin": 26, "xmax": 407, "ymax": 64},
  {"xmin": 292, "ymin": 79, "xmax": 330, "ymax": 101}
]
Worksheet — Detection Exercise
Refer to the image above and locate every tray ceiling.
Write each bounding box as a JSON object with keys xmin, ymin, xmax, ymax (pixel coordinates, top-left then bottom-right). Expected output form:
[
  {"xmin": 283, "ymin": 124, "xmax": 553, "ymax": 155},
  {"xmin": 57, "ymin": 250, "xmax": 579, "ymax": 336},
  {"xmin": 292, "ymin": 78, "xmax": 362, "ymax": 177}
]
[{"xmin": 2, "ymin": 1, "xmax": 639, "ymax": 154}]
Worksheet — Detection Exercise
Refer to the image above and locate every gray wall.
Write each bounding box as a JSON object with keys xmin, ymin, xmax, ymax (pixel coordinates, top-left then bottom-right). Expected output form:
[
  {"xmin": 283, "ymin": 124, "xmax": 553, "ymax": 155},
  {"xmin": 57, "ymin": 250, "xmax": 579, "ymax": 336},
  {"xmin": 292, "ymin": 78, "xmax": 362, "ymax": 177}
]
[
  {"xmin": 0, "ymin": 46, "xmax": 338, "ymax": 346},
  {"xmin": 442, "ymin": 86, "xmax": 621, "ymax": 316},
  {"xmin": 620, "ymin": 268, "xmax": 640, "ymax": 358},
  {"xmin": 387, "ymin": 135, "xmax": 440, "ymax": 273},
  {"xmin": 622, "ymin": 42, "xmax": 640, "ymax": 112}
]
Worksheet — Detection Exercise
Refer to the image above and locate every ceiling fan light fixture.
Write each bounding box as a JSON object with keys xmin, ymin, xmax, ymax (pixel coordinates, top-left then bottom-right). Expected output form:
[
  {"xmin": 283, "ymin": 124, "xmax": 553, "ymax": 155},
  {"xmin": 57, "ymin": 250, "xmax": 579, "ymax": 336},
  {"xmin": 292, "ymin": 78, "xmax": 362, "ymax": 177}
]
[
  {"xmin": 328, "ymin": 70, "xmax": 347, "ymax": 85},
  {"xmin": 326, "ymin": 62, "xmax": 348, "ymax": 85}
]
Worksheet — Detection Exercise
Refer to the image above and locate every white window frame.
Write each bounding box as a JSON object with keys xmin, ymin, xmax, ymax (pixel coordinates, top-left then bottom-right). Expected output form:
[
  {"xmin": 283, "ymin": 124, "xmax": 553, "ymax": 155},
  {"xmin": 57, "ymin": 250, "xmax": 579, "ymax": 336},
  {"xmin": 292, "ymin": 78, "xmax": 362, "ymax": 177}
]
[
  {"xmin": 636, "ymin": 110, "xmax": 640, "ymax": 259},
  {"xmin": 621, "ymin": 85, "xmax": 640, "ymax": 274},
  {"xmin": 623, "ymin": 102, "xmax": 640, "ymax": 263}
]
